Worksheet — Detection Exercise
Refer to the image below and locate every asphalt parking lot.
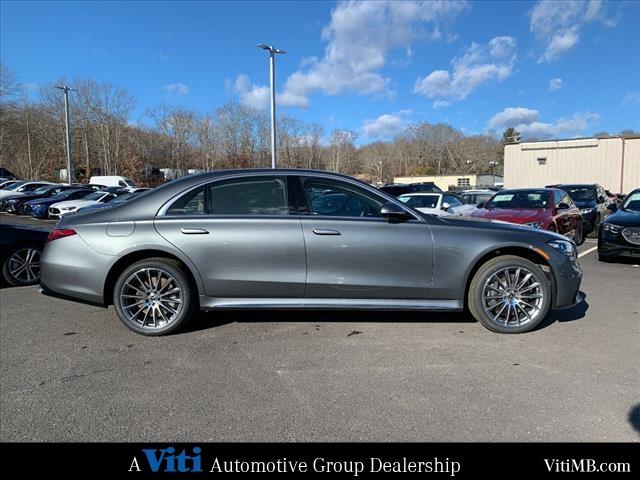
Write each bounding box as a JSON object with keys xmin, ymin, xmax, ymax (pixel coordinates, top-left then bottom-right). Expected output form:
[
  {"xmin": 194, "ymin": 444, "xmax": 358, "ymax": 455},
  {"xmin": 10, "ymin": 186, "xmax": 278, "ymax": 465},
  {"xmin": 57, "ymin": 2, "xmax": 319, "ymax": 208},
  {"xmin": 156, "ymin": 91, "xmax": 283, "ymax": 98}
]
[{"xmin": 1, "ymin": 214, "xmax": 639, "ymax": 441}]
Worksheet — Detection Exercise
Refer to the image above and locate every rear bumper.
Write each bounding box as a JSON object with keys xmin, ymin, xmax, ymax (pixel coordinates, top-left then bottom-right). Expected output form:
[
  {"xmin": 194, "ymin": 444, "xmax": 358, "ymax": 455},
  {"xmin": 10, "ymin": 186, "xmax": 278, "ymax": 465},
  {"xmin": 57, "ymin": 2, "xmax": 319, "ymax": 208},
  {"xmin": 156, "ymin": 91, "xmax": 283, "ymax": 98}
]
[{"xmin": 40, "ymin": 234, "xmax": 113, "ymax": 305}]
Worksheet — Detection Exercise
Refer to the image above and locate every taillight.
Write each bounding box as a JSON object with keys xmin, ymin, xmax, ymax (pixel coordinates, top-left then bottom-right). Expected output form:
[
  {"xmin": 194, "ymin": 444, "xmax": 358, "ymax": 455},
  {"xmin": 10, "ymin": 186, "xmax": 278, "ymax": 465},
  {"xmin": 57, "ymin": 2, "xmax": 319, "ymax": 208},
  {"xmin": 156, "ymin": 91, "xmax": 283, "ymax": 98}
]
[{"xmin": 47, "ymin": 228, "xmax": 77, "ymax": 242}]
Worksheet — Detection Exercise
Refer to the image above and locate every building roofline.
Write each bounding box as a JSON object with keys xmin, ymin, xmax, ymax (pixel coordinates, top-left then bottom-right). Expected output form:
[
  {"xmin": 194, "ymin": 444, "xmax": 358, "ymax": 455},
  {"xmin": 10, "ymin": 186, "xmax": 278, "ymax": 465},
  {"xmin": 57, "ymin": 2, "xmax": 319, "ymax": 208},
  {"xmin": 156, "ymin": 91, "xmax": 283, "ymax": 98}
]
[{"xmin": 504, "ymin": 134, "xmax": 640, "ymax": 145}]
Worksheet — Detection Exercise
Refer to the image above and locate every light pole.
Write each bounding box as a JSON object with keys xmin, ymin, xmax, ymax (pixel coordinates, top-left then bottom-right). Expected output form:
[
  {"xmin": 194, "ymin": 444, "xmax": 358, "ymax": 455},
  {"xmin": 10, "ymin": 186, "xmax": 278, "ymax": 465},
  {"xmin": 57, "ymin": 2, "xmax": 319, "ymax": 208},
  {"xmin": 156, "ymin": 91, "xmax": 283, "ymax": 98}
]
[
  {"xmin": 56, "ymin": 85, "xmax": 76, "ymax": 184},
  {"xmin": 257, "ymin": 44, "xmax": 286, "ymax": 169},
  {"xmin": 489, "ymin": 161, "xmax": 499, "ymax": 186}
]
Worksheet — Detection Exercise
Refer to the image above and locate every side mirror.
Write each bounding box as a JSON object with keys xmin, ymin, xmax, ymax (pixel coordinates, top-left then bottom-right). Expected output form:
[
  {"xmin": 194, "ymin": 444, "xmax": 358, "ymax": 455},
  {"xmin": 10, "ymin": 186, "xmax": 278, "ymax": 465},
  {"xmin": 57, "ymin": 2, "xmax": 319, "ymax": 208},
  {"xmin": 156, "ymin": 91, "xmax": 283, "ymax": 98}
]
[
  {"xmin": 476, "ymin": 202, "xmax": 485, "ymax": 208},
  {"xmin": 380, "ymin": 201, "xmax": 411, "ymax": 222},
  {"xmin": 441, "ymin": 202, "xmax": 451, "ymax": 211},
  {"xmin": 607, "ymin": 203, "xmax": 617, "ymax": 212},
  {"xmin": 557, "ymin": 202, "xmax": 570, "ymax": 210}
]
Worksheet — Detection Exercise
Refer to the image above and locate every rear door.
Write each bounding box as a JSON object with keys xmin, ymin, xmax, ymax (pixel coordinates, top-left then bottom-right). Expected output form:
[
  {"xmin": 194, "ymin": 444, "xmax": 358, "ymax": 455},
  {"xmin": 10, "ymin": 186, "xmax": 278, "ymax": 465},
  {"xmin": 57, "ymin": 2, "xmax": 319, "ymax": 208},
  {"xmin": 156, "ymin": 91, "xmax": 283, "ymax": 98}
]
[
  {"xmin": 154, "ymin": 175, "xmax": 306, "ymax": 298},
  {"xmin": 296, "ymin": 175, "xmax": 433, "ymax": 299}
]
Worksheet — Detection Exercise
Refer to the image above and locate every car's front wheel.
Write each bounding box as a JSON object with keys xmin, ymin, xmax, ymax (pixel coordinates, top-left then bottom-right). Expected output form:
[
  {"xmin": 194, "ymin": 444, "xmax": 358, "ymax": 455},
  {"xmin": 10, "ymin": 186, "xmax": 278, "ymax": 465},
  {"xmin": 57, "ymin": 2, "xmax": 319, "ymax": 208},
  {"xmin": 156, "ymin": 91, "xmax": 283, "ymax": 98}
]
[
  {"xmin": 468, "ymin": 255, "xmax": 551, "ymax": 333},
  {"xmin": 113, "ymin": 258, "xmax": 196, "ymax": 336}
]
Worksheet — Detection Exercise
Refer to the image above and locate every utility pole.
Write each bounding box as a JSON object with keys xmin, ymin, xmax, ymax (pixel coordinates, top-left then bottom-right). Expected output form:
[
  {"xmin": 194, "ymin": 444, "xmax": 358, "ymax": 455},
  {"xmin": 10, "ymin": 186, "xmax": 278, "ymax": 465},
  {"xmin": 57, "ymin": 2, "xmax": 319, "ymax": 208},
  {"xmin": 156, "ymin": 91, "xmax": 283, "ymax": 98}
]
[
  {"xmin": 257, "ymin": 44, "xmax": 286, "ymax": 169},
  {"xmin": 56, "ymin": 85, "xmax": 76, "ymax": 184}
]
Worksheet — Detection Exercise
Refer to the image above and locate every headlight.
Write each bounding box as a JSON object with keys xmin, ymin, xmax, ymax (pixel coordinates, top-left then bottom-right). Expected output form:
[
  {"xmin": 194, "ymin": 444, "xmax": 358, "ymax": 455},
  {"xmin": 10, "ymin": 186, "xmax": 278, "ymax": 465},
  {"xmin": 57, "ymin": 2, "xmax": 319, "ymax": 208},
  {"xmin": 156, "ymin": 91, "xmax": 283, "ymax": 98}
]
[
  {"xmin": 580, "ymin": 208, "xmax": 594, "ymax": 215},
  {"xmin": 61, "ymin": 206, "xmax": 76, "ymax": 211},
  {"xmin": 602, "ymin": 223, "xmax": 622, "ymax": 234},
  {"xmin": 547, "ymin": 239, "xmax": 576, "ymax": 257},
  {"xmin": 525, "ymin": 221, "xmax": 544, "ymax": 229}
]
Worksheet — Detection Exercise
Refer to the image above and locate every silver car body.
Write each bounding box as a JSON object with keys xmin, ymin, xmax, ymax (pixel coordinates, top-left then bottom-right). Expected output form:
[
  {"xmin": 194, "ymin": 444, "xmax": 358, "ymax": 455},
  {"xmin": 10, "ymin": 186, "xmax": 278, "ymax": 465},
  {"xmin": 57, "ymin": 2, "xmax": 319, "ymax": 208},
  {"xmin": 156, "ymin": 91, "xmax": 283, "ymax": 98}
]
[{"xmin": 41, "ymin": 169, "xmax": 582, "ymax": 315}]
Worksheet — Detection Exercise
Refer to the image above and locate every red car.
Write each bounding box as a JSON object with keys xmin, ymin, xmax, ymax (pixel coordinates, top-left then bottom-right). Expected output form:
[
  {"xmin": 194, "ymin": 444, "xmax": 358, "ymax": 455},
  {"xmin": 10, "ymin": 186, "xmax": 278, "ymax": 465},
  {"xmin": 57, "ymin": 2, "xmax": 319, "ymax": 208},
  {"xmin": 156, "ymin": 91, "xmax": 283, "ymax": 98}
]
[{"xmin": 472, "ymin": 188, "xmax": 584, "ymax": 245}]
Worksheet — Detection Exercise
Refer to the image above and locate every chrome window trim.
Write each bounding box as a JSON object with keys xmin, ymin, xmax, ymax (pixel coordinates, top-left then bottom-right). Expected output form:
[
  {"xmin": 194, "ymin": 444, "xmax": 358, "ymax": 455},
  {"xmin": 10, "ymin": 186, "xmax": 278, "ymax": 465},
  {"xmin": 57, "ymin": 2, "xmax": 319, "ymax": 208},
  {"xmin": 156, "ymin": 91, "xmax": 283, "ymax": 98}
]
[{"xmin": 156, "ymin": 171, "xmax": 422, "ymax": 221}]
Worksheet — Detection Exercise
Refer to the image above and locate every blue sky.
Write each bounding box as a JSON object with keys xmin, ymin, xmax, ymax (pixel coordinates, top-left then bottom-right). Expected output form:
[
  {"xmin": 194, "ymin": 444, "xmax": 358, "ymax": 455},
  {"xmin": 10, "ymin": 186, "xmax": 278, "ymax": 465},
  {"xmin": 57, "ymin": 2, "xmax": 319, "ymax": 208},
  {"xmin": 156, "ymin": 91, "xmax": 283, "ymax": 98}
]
[{"xmin": 1, "ymin": 0, "xmax": 639, "ymax": 143}]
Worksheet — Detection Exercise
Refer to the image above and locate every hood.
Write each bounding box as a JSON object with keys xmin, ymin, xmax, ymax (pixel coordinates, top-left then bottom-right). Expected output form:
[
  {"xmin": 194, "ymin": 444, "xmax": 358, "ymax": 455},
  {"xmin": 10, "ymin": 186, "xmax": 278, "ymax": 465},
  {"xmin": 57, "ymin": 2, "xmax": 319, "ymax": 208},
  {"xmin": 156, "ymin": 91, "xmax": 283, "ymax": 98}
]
[
  {"xmin": 51, "ymin": 199, "xmax": 101, "ymax": 209},
  {"xmin": 606, "ymin": 208, "xmax": 640, "ymax": 227},
  {"xmin": 471, "ymin": 207, "xmax": 547, "ymax": 224},
  {"xmin": 0, "ymin": 191, "xmax": 25, "ymax": 199},
  {"xmin": 434, "ymin": 214, "xmax": 566, "ymax": 241}
]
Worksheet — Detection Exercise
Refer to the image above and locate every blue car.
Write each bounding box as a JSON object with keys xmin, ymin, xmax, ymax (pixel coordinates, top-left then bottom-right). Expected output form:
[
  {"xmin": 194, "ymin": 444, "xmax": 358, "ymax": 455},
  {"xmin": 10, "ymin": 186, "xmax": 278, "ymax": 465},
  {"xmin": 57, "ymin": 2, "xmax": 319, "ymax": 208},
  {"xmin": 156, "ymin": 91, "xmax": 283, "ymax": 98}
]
[{"xmin": 23, "ymin": 188, "xmax": 95, "ymax": 219}]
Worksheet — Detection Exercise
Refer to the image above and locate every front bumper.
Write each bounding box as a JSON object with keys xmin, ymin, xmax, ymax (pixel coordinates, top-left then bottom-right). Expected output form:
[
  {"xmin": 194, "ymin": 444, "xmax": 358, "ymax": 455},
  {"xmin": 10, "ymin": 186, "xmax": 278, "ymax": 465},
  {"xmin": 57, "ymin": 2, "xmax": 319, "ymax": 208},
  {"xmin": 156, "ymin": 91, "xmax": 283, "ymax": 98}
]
[
  {"xmin": 598, "ymin": 238, "xmax": 640, "ymax": 259},
  {"xmin": 550, "ymin": 253, "xmax": 583, "ymax": 309}
]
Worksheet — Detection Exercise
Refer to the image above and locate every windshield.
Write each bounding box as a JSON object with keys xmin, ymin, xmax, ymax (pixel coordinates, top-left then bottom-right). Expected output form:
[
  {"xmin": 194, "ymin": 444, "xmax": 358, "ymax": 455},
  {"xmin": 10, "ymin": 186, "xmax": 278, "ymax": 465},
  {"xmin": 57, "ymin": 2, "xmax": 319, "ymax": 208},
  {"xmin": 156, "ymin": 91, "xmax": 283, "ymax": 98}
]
[
  {"xmin": 622, "ymin": 192, "xmax": 640, "ymax": 212},
  {"xmin": 83, "ymin": 192, "xmax": 106, "ymax": 201},
  {"xmin": 561, "ymin": 185, "xmax": 596, "ymax": 201},
  {"xmin": 398, "ymin": 194, "xmax": 439, "ymax": 209},
  {"xmin": 4, "ymin": 181, "xmax": 25, "ymax": 191},
  {"xmin": 123, "ymin": 178, "xmax": 135, "ymax": 187},
  {"xmin": 486, "ymin": 191, "xmax": 550, "ymax": 209},
  {"xmin": 32, "ymin": 185, "xmax": 54, "ymax": 195}
]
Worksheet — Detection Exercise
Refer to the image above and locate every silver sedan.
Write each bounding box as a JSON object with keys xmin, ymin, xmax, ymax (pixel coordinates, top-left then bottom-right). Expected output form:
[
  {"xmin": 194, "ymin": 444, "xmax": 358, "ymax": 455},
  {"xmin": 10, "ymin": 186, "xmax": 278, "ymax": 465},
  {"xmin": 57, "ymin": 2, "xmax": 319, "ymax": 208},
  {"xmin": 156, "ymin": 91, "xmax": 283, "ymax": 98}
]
[{"xmin": 40, "ymin": 169, "xmax": 583, "ymax": 336}]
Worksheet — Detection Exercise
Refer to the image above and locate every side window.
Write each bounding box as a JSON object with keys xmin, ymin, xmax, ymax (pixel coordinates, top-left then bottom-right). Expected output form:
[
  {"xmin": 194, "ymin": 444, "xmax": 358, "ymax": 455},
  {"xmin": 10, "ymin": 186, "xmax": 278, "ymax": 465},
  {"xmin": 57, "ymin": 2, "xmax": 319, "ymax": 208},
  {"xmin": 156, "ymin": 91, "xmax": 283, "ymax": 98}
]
[
  {"xmin": 443, "ymin": 194, "xmax": 463, "ymax": 208},
  {"xmin": 554, "ymin": 190, "xmax": 564, "ymax": 207},
  {"xmin": 208, "ymin": 177, "xmax": 288, "ymax": 215},
  {"xmin": 118, "ymin": 180, "xmax": 127, "ymax": 187},
  {"xmin": 167, "ymin": 187, "xmax": 206, "ymax": 215},
  {"xmin": 301, "ymin": 177, "xmax": 384, "ymax": 218}
]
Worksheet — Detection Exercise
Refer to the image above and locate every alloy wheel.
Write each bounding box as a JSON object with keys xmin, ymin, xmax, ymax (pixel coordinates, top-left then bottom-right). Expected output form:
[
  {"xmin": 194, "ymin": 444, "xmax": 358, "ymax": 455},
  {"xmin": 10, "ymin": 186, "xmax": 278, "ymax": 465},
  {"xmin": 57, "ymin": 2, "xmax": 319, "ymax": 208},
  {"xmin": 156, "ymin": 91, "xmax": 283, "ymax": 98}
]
[
  {"xmin": 481, "ymin": 267, "xmax": 544, "ymax": 329},
  {"xmin": 119, "ymin": 268, "xmax": 184, "ymax": 330},
  {"xmin": 7, "ymin": 247, "xmax": 41, "ymax": 284}
]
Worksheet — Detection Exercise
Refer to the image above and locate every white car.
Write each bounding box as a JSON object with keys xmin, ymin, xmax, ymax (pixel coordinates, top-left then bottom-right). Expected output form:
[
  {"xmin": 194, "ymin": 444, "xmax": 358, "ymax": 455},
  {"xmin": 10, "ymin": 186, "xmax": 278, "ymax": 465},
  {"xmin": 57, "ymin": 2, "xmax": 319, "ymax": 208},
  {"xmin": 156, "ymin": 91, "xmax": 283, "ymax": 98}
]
[
  {"xmin": 48, "ymin": 191, "xmax": 120, "ymax": 219},
  {"xmin": 0, "ymin": 181, "xmax": 55, "ymax": 201},
  {"xmin": 456, "ymin": 189, "xmax": 496, "ymax": 216},
  {"xmin": 397, "ymin": 192, "xmax": 465, "ymax": 216}
]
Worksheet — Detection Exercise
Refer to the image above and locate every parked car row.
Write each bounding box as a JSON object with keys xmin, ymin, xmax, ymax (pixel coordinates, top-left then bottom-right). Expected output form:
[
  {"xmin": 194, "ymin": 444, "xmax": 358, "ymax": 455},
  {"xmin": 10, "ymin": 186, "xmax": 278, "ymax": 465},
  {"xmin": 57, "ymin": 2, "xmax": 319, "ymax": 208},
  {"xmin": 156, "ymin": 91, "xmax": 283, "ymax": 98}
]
[
  {"xmin": 378, "ymin": 182, "xmax": 629, "ymax": 248},
  {"xmin": 0, "ymin": 177, "xmax": 149, "ymax": 219}
]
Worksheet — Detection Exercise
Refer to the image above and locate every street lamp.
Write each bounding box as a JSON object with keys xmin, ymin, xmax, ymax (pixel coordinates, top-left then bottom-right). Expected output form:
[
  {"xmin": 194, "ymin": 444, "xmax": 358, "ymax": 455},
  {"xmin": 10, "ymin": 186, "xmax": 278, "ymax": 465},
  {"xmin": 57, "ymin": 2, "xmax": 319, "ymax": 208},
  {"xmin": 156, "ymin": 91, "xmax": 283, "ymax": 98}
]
[
  {"xmin": 55, "ymin": 85, "xmax": 76, "ymax": 184},
  {"xmin": 489, "ymin": 161, "xmax": 499, "ymax": 186},
  {"xmin": 257, "ymin": 44, "xmax": 286, "ymax": 169}
]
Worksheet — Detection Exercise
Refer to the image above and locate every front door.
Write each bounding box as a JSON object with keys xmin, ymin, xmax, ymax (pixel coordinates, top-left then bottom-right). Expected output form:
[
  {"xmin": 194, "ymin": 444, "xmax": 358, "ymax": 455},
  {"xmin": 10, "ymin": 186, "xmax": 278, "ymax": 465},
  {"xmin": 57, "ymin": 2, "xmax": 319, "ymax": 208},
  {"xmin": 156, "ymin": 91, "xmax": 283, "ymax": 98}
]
[
  {"xmin": 154, "ymin": 175, "xmax": 306, "ymax": 298},
  {"xmin": 296, "ymin": 175, "xmax": 433, "ymax": 299}
]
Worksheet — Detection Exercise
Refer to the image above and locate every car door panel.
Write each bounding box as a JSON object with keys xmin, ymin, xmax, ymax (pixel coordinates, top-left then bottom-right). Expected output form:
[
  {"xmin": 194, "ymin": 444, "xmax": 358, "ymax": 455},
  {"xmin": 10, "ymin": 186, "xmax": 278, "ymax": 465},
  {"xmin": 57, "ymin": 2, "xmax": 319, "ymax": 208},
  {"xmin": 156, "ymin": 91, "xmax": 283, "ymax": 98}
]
[
  {"xmin": 155, "ymin": 217, "xmax": 306, "ymax": 297},
  {"xmin": 301, "ymin": 218, "xmax": 433, "ymax": 299}
]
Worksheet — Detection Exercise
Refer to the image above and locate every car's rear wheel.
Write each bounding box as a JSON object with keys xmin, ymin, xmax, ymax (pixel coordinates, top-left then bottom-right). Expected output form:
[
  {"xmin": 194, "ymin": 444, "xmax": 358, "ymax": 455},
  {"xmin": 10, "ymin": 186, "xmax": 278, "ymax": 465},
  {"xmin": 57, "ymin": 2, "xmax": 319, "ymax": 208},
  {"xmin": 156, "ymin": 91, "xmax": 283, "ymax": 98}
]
[
  {"xmin": 113, "ymin": 258, "xmax": 196, "ymax": 336},
  {"xmin": 468, "ymin": 255, "xmax": 551, "ymax": 333},
  {"xmin": 2, "ymin": 245, "xmax": 41, "ymax": 286}
]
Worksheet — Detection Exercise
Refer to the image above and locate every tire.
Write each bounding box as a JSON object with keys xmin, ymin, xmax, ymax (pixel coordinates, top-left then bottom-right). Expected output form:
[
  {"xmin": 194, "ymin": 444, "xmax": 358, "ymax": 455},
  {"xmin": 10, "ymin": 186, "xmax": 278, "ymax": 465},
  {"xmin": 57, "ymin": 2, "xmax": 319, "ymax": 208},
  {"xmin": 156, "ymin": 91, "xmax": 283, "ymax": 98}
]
[
  {"xmin": 574, "ymin": 222, "xmax": 584, "ymax": 246},
  {"xmin": 587, "ymin": 215, "xmax": 600, "ymax": 239},
  {"xmin": 113, "ymin": 258, "xmax": 196, "ymax": 336},
  {"xmin": 468, "ymin": 255, "xmax": 551, "ymax": 334},
  {"xmin": 2, "ymin": 244, "xmax": 42, "ymax": 286}
]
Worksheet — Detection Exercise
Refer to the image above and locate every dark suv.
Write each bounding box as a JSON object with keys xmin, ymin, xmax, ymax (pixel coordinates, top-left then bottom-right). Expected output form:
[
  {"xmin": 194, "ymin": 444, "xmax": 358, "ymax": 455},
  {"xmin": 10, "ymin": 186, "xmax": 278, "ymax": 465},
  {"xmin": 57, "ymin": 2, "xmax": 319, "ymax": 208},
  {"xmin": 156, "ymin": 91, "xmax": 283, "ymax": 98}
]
[
  {"xmin": 550, "ymin": 184, "xmax": 610, "ymax": 236},
  {"xmin": 379, "ymin": 182, "xmax": 442, "ymax": 197}
]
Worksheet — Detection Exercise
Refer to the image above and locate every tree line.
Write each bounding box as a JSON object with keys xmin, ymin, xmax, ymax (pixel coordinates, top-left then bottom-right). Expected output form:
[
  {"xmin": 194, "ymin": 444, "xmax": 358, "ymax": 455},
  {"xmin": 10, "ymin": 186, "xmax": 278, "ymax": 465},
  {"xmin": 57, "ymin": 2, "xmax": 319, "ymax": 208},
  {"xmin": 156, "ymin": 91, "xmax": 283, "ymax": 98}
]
[{"xmin": 0, "ymin": 64, "xmax": 504, "ymax": 185}]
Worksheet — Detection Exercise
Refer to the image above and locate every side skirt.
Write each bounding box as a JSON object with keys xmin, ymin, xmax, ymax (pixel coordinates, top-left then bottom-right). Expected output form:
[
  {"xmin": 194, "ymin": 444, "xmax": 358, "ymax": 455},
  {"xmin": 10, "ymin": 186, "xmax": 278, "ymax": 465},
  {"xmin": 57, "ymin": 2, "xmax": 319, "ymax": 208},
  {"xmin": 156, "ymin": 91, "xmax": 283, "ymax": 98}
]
[{"xmin": 199, "ymin": 296, "xmax": 463, "ymax": 311}]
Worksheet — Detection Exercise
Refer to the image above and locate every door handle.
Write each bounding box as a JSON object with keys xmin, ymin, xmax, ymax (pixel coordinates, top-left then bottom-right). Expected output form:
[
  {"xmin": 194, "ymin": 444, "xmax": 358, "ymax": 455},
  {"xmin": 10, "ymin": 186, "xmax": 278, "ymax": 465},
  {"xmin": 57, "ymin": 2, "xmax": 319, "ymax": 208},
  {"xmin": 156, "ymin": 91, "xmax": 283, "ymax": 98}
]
[
  {"xmin": 180, "ymin": 228, "xmax": 209, "ymax": 235},
  {"xmin": 312, "ymin": 228, "xmax": 341, "ymax": 235}
]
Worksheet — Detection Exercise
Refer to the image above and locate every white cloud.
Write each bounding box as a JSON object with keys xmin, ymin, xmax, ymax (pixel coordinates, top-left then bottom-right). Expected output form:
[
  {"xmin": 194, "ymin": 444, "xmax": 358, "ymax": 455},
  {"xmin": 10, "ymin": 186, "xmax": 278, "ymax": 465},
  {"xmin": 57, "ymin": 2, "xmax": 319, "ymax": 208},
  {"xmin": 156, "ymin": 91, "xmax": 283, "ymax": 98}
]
[
  {"xmin": 414, "ymin": 35, "xmax": 517, "ymax": 105},
  {"xmin": 163, "ymin": 83, "xmax": 189, "ymax": 96},
  {"xmin": 622, "ymin": 91, "xmax": 640, "ymax": 107},
  {"xmin": 548, "ymin": 78, "xmax": 563, "ymax": 92},
  {"xmin": 234, "ymin": 0, "xmax": 469, "ymax": 109},
  {"xmin": 487, "ymin": 106, "xmax": 600, "ymax": 138},
  {"xmin": 530, "ymin": 0, "xmax": 614, "ymax": 63},
  {"xmin": 362, "ymin": 110, "xmax": 412, "ymax": 139},
  {"xmin": 232, "ymin": 74, "xmax": 309, "ymax": 109}
]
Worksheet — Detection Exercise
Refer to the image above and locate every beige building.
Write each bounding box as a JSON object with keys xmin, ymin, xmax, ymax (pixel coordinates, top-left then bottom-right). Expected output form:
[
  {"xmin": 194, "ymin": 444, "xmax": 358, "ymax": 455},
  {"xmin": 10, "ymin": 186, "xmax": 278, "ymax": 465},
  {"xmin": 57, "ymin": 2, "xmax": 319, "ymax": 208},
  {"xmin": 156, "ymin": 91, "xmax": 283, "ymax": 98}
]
[
  {"xmin": 504, "ymin": 136, "xmax": 640, "ymax": 194},
  {"xmin": 392, "ymin": 173, "xmax": 503, "ymax": 191}
]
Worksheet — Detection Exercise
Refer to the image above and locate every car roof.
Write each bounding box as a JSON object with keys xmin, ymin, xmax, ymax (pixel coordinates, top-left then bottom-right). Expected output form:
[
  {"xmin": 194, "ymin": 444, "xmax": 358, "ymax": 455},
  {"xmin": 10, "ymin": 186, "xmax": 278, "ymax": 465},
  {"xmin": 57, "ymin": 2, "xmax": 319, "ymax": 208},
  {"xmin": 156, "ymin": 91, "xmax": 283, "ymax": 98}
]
[{"xmin": 398, "ymin": 192, "xmax": 442, "ymax": 196}]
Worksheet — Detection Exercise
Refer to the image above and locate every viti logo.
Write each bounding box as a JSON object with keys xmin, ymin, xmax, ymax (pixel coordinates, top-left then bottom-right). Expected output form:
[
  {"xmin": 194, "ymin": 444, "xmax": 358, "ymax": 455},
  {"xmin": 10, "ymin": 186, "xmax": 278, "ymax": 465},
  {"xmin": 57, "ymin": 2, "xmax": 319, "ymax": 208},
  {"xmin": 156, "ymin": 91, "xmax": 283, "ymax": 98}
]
[{"xmin": 129, "ymin": 446, "xmax": 203, "ymax": 472}]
